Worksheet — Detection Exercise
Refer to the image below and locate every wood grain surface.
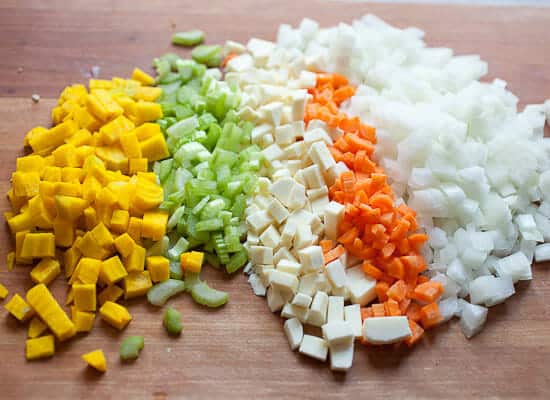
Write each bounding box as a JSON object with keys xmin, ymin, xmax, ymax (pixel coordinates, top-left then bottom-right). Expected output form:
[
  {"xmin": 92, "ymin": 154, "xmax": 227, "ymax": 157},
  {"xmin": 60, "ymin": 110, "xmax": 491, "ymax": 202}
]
[{"xmin": 0, "ymin": 1, "xmax": 549, "ymax": 399}]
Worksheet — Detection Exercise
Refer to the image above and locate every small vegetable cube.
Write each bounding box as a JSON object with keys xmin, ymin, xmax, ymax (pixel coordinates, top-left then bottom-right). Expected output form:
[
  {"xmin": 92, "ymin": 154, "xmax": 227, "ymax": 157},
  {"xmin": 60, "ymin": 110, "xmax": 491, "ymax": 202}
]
[
  {"xmin": 97, "ymin": 115, "xmax": 135, "ymax": 145},
  {"xmin": 133, "ymin": 86, "xmax": 162, "ymax": 102},
  {"xmin": 73, "ymin": 283, "xmax": 97, "ymax": 311},
  {"xmin": 98, "ymin": 285, "xmax": 124, "ymax": 306},
  {"xmin": 139, "ymin": 134, "xmax": 169, "ymax": 162},
  {"xmin": 63, "ymin": 245, "xmax": 82, "ymax": 278},
  {"xmin": 120, "ymin": 131, "xmax": 142, "ymax": 159},
  {"xmin": 73, "ymin": 310, "xmax": 95, "ymax": 332},
  {"xmin": 99, "ymin": 256, "xmax": 128, "ymax": 285},
  {"xmin": 135, "ymin": 101, "xmax": 163, "ymax": 123},
  {"xmin": 28, "ymin": 317, "xmax": 48, "ymax": 338},
  {"xmin": 15, "ymin": 231, "xmax": 32, "ymax": 264},
  {"xmin": 75, "ymin": 258, "xmax": 102, "ymax": 284},
  {"xmin": 82, "ymin": 349, "xmax": 107, "ymax": 372},
  {"xmin": 8, "ymin": 211, "xmax": 33, "ymax": 236},
  {"xmin": 110, "ymin": 209, "xmax": 130, "ymax": 234},
  {"xmin": 20, "ymin": 233, "xmax": 56, "ymax": 258},
  {"xmin": 0, "ymin": 282, "xmax": 9, "ymax": 300},
  {"xmin": 12, "ymin": 171, "xmax": 40, "ymax": 197},
  {"xmin": 123, "ymin": 271, "xmax": 152, "ymax": 299},
  {"xmin": 127, "ymin": 217, "xmax": 142, "ymax": 241},
  {"xmin": 132, "ymin": 67, "xmax": 155, "ymax": 86},
  {"xmin": 124, "ymin": 243, "xmax": 146, "ymax": 272},
  {"xmin": 180, "ymin": 251, "xmax": 204, "ymax": 273},
  {"xmin": 90, "ymin": 222, "xmax": 115, "ymax": 250},
  {"xmin": 55, "ymin": 195, "xmax": 88, "ymax": 220},
  {"xmin": 65, "ymin": 128, "xmax": 93, "ymax": 147},
  {"xmin": 83, "ymin": 206, "xmax": 98, "ymax": 229},
  {"xmin": 26, "ymin": 335, "xmax": 55, "ymax": 360},
  {"xmin": 52, "ymin": 143, "xmax": 79, "ymax": 167},
  {"xmin": 26, "ymin": 284, "xmax": 76, "ymax": 341},
  {"xmin": 99, "ymin": 301, "xmax": 132, "ymax": 330},
  {"xmin": 30, "ymin": 258, "xmax": 61, "ymax": 286},
  {"xmin": 141, "ymin": 211, "xmax": 168, "ymax": 241},
  {"xmin": 16, "ymin": 155, "xmax": 46, "ymax": 173},
  {"xmin": 5, "ymin": 294, "xmax": 34, "ymax": 321},
  {"xmin": 43, "ymin": 166, "xmax": 62, "ymax": 182},
  {"xmin": 53, "ymin": 217, "xmax": 75, "ymax": 247},
  {"xmin": 146, "ymin": 256, "xmax": 170, "ymax": 283},
  {"xmin": 114, "ymin": 233, "xmax": 135, "ymax": 258},
  {"xmin": 133, "ymin": 122, "xmax": 160, "ymax": 141},
  {"xmin": 128, "ymin": 158, "xmax": 148, "ymax": 174},
  {"xmin": 86, "ymin": 89, "xmax": 123, "ymax": 121}
]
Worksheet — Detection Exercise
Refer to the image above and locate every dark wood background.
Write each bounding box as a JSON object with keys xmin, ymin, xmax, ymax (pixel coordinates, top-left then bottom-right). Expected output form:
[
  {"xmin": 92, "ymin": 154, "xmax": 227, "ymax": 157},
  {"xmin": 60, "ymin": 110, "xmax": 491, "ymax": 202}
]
[{"xmin": 0, "ymin": 1, "xmax": 549, "ymax": 398}]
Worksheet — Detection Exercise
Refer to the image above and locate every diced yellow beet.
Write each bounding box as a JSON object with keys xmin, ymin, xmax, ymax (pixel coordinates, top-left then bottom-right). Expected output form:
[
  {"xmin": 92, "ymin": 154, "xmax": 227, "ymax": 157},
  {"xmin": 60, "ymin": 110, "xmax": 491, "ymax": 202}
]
[
  {"xmin": 0, "ymin": 283, "xmax": 8, "ymax": 300},
  {"xmin": 28, "ymin": 317, "xmax": 48, "ymax": 338},
  {"xmin": 127, "ymin": 217, "xmax": 142, "ymax": 242},
  {"xmin": 97, "ymin": 115, "xmax": 135, "ymax": 145},
  {"xmin": 99, "ymin": 256, "xmax": 128, "ymax": 285},
  {"xmin": 131, "ymin": 67, "xmax": 155, "ymax": 86},
  {"xmin": 114, "ymin": 233, "xmax": 135, "ymax": 258},
  {"xmin": 139, "ymin": 134, "xmax": 169, "ymax": 162},
  {"xmin": 86, "ymin": 89, "xmax": 123, "ymax": 121},
  {"xmin": 141, "ymin": 211, "xmax": 168, "ymax": 241},
  {"xmin": 75, "ymin": 258, "xmax": 102, "ymax": 284},
  {"xmin": 128, "ymin": 158, "xmax": 148, "ymax": 174},
  {"xmin": 124, "ymin": 243, "xmax": 146, "ymax": 272},
  {"xmin": 99, "ymin": 301, "xmax": 132, "ymax": 330},
  {"xmin": 73, "ymin": 283, "xmax": 96, "ymax": 312},
  {"xmin": 119, "ymin": 131, "xmax": 142, "ymax": 159},
  {"xmin": 5, "ymin": 294, "xmax": 34, "ymax": 321},
  {"xmin": 16, "ymin": 155, "xmax": 46, "ymax": 173},
  {"xmin": 53, "ymin": 217, "xmax": 75, "ymax": 247},
  {"xmin": 146, "ymin": 256, "xmax": 170, "ymax": 283},
  {"xmin": 110, "ymin": 209, "xmax": 130, "ymax": 234},
  {"xmin": 20, "ymin": 233, "xmax": 56, "ymax": 259},
  {"xmin": 123, "ymin": 271, "xmax": 152, "ymax": 299},
  {"xmin": 82, "ymin": 349, "xmax": 107, "ymax": 372},
  {"xmin": 63, "ymin": 245, "xmax": 82, "ymax": 278},
  {"xmin": 30, "ymin": 258, "xmax": 61, "ymax": 286},
  {"xmin": 133, "ymin": 86, "xmax": 162, "ymax": 102},
  {"xmin": 98, "ymin": 285, "xmax": 124, "ymax": 306},
  {"xmin": 26, "ymin": 335, "xmax": 55, "ymax": 360},
  {"xmin": 73, "ymin": 310, "xmax": 95, "ymax": 332},
  {"xmin": 12, "ymin": 171, "xmax": 40, "ymax": 197},
  {"xmin": 26, "ymin": 284, "xmax": 75, "ymax": 341},
  {"xmin": 134, "ymin": 101, "xmax": 163, "ymax": 123},
  {"xmin": 180, "ymin": 251, "xmax": 204, "ymax": 274}
]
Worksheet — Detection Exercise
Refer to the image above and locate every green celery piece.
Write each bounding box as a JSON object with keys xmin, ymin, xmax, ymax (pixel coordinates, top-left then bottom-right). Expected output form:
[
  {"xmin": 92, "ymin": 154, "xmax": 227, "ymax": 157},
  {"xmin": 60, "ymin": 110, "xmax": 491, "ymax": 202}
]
[
  {"xmin": 191, "ymin": 282, "xmax": 228, "ymax": 307},
  {"xmin": 120, "ymin": 336, "xmax": 144, "ymax": 361},
  {"xmin": 147, "ymin": 279, "xmax": 186, "ymax": 306},
  {"xmin": 169, "ymin": 260, "xmax": 183, "ymax": 280},
  {"xmin": 168, "ymin": 236, "xmax": 190, "ymax": 260},
  {"xmin": 183, "ymin": 272, "xmax": 201, "ymax": 293},
  {"xmin": 226, "ymin": 248, "xmax": 248, "ymax": 274},
  {"xmin": 195, "ymin": 218, "xmax": 224, "ymax": 232},
  {"xmin": 167, "ymin": 206, "xmax": 185, "ymax": 231},
  {"xmin": 172, "ymin": 30, "xmax": 205, "ymax": 47},
  {"xmin": 163, "ymin": 307, "xmax": 183, "ymax": 335},
  {"xmin": 204, "ymin": 252, "xmax": 221, "ymax": 269},
  {"xmin": 191, "ymin": 45, "xmax": 222, "ymax": 67}
]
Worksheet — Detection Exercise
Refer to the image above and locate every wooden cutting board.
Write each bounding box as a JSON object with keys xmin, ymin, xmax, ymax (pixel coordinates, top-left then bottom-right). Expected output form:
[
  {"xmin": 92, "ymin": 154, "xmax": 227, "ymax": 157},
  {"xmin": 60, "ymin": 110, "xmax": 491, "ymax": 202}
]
[{"xmin": 1, "ymin": 1, "xmax": 549, "ymax": 398}]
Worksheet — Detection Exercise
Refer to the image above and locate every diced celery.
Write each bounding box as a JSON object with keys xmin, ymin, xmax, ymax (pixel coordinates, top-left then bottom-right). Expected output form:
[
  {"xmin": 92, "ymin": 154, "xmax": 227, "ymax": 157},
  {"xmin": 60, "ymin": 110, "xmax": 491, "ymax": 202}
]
[
  {"xmin": 191, "ymin": 282, "xmax": 228, "ymax": 307},
  {"xmin": 168, "ymin": 237, "xmax": 189, "ymax": 260},
  {"xmin": 226, "ymin": 248, "xmax": 248, "ymax": 274},
  {"xmin": 172, "ymin": 30, "xmax": 205, "ymax": 47},
  {"xmin": 169, "ymin": 261, "xmax": 183, "ymax": 280},
  {"xmin": 195, "ymin": 218, "xmax": 223, "ymax": 232}
]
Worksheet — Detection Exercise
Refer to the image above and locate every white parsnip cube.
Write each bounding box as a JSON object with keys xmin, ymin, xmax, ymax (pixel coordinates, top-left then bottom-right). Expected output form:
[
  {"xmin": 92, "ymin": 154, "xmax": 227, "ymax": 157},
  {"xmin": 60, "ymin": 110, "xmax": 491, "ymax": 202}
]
[
  {"xmin": 309, "ymin": 141, "xmax": 336, "ymax": 172},
  {"xmin": 299, "ymin": 335, "xmax": 328, "ymax": 361},
  {"xmin": 284, "ymin": 317, "xmax": 304, "ymax": 350},
  {"xmin": 292, "ymin": 292, "xmax": 313, "ymax": 308},
  {"xmin": 267, "ymin": 286, "xmax": 286, "ymax": 312},
  {"xmin": 277, "ymin": 259, "xmax": 302, "ymax": 275},
  {"xmin": 329, "ymin": 341, "xmax": 354, "ymax": 372},
  {"xmin": 307, "ymin": 291, "xmax": 329, "ymax": 327},
  {"xmin": 298, "ymin": 246, "xmax": 324, "ymax": 273},
  {"xmin": 362, "ymin": 316, "xmax": 412, "ymax": 344},
  {"xmin": 249, "ymin": 246, "xmax": 273, "ymax": 265},
  {"xmin": 246, "ymin": 210, "xmax": 273, "ymax": 235},
  {"xmin": 327, "ymin": 296, "xmax": 344, "ymax": 322},
  {"xmin": 269, "ymin": 270, "xmax": 299, "ymax": 294},
  {"xmin": 260, "ymin": 225, "xmax": 281, "ymax": 249},
  {"xmin": 322, "ymin": 321, "xmax": 354, "ymax": 345},
  {"xmin": 344, "ymin": 304, "xmax": 363, "ymax": 338},
  {"xmin": 324, "ymin": 201, "xmax": 345, "ymax": 240}
]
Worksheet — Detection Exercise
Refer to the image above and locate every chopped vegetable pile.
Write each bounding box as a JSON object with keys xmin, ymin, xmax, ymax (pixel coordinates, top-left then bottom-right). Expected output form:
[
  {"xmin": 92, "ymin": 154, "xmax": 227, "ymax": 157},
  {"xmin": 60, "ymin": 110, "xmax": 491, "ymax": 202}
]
[{"xmin": 2, "ymin": 14, "xmax": 550, "ymax": 374}]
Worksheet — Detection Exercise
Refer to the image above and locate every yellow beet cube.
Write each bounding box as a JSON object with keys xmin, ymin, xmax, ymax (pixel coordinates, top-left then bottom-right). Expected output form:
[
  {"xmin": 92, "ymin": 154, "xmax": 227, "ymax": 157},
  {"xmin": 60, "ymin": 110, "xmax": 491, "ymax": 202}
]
[
  {"xmin": 139, "ymin": 134, "xmax": 169, "ymax": 162},
  {"xmin": 134, "ymin": 122, "xmax": 160, "ymax": 141},
  {"xmin": 99, "ymin": 301, "xmax": 132, "ymax": 330},
  {"xmin": 30, "ymin": 258, "xmax": 61, "ymax": 286},
  {"xmin": 120, "ymin": 131, "xmax": 142, "ymax": 159},
  {"xmin": 82, "ymin": 349, "xmax": 107, "ymax": 372},
  {"xmin": 15, "ymin": 231, "xmax": 33, "ymax": 264},
  {"xmin": 95, "ymin": 146, "xmax": 129, "ymax": 172},
  {"xmin": 128, "ymin": 158, "xmax": 148, "ymax": 174},
  {"xmin": 53, "ymin": 217, "xmax": 75, "ymax": 247},
  {"xmin": 52, "ymin": 143, "xmax": 79, "ymax": 167},
  {"xmin": 86, "ymin": 89, "xmax": 123, "ymax": 121},
  {"xmin": 73, "ymin": 283, "xmax": 96, "ymax": 312},
  {"xmin": 55, "ymin": 195, "xmax": 88, "ymax": 220},
  {"xmin": 99, "ymin": 256, "xmax": 128, "ymax": 285},
  {"xmin": 83, "ymin": 206, "xmax": 98, "ymax": 230},
  {"xmin": 111, "ymin": 209, "xmax": 130, "ymax": 234},
  {"xmin": 77, "ymin": 232, "xmax": 111, "ymax": 260},
  {"xmin": 16, "ymin": 155, "xmax": 46, "ymax": 173},
  {"xmin": 135, "ymin": 101, "xmax": 163, "ymax": 122},
  {"xmin": 180, "ymin": 251, "xmax": 204, "ymax": 274},
  {"xmin": 26, "ymin": 335, "xmax": 55, "ymax": 360},
  {"xmin": 75, "ymin": 258, "xmax": 102, "ymax": 284},
  {"xmin": 114, "ymin": 233, "xmax": 135, "ymax": 258},
  {"xmin": 27, "ymin": 284, "xmax": 76, "ymax": 341},
  {"xmin": 98, "ymin": 285, "xmax": 124, "ymax": 306},
  {"xmin": 54, "ymin": 182, "xmax": 82, "ymax": 197},
  {"xmin": 43, "ymin": 166, "xmax": 62, "ymax": 182},
  {"xmin": 61, "ymin": 167, "xmax": 85, "ymax": 183},
  {"xmin": 91, "ymin": 222, "xmax": 115, "ymax": 250},
  {"xmin": 5, "ymin": 294, "xmax": 34, "ymax": 321},
  {"xmin": 24, "ymin": 126, "xmax": 48, "ymax": 148},
  {"xmin": 28, "ymin": 195, "xmax": 54, "ymax": 230},
  {"xmin": 124, "ymin": 243, "xmax": 146, "ymax": 272},
  {"xmin": 141, "ymin": 211, "xmax": 168, "ymax": 241},
  {"xmin": 0, "ymin": 283, "xmax": 8, "ymax": 299},
  {"xmin": 89, "ymin": 79, "xmax": 113, "ymax": 90},
  {"xmin": 123, "ymin": 271, "xmax": 152, "ymax": 299},
  {"xmin": 66, "ymin": 127, "xmax": 93, "ymax": 146},
  {"xmin": 73, "ymin": 310, "xmax": 95, "ymax": 332},
  {"xmin": 133, "ymin": 86, "xmax": 162, "ymax": 102},
  {"xmin": 7, "ymin": 211, "xmax": 33, "ymax": 236},
  {"xmin": 146, "ymin": 256, "xmax": 170, "ymax": 283},
  {"xmin": 28, "ymin": 317, "xmax": 48, "ymax": 338},
  {"xmin": 127, "ymin": 217, "xmax": 142, "ymax": 241},
  {"xmin": 29, "ymin": 120, "xmax": 76, "ymax": 154},
  {"xmin": 12, "ymin": 171, "xmax": 40, "ymax": 197},
  {"xmin": 20, "ymin": 233, "xmax": 56, "ymax": 259},
  {"xmin": 132, "ymin": 178, "xmax": 163, "ymax": 211},
  {"xmin": 63, "ymin": 245, "xmax": 82, "ymax": 278},
  {"xmin": 97, "ymin": 114, "xmax": 135, "ymax": 145},
  {"xmin": 132, "ymin": 67, "xmax": 155, "ymax": 86}
]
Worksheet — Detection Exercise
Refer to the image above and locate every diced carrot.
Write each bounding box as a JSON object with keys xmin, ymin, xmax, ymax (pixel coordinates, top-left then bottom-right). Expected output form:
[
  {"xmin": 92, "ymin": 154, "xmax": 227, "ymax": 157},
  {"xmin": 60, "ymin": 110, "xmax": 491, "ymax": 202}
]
[
  {"xmin": 398, "ymin": 297, "xmax": 412, "ymax": 314},
  {"xmin": 417, "ymin": 275, "xmax": 430, "ymax": 284},
  {"xmin": 372, "ymin": 303, "xmax": 386, "ymax": 317},
  {"xmin": 324, "ymin": 245, "xmax": 345, "ymax": 265},
  {"xmin": 375, "ymin": 281, "xmax": 389, "ymax": 303},
  {"xmin": 405, "ymin": 319, "xmax": 424, "ymax": 346},
  {"xmin": 406, "ymin": 302, "xmax": 422, "ymax": 322},
  {"xmin": 331, "ymin": 73, "xmax": 349, "ymax": 88},
  {"xmin": 363, "ymin": 262, "xmax": 383, "ymax": 280},
  {"xmin": 408, "ymin": 233, "xmax": 429, "ymax": 251},
  {"xmin": 386, "ymin": 257, "xmax": 405, "ymax": 280},
  {"xmin": 384, "ymin": 299, "xmax": 401, "ymax": 316},
  {"xmin": 381, "ymin": 242, "xmax": 396, "ymax": 259},
  {"xmin": 338, "ymin": 227, "xmax": 358, "ymax": 245},
  {"xmin": 401, "ymin": 255, "xmax": 427, "ymax": 274},
  {"xmin": 412, "ymin": 281, "xmax": 444, "ymax": 303},
  {"xmin": 333, "ymin": 86, "xmax": 356, "ymax": 104},
  {"xmin": 420, "ymin": 302, "xmax": 443, "ymax": 329},
  {"xmin": 361, "ymin": 307, "xmax": 373, "ymax": 321},
  {"xmin": 359, "ymin": 123, "xmax": 376, "ymax": 143},
  {"xmin": 386, "ymin": 279, "xmax": 408, "ymax": 302},
  {"xmin": 320, "ymin": 239, "xmax": 336, "ymax": 253}
]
